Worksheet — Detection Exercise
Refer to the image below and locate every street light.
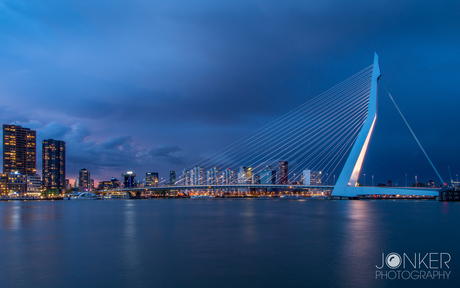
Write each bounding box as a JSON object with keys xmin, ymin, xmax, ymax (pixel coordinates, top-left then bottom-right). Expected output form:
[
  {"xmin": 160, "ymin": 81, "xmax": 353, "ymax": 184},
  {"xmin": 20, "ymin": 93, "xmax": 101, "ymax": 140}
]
[
  {"xmin": 372, "ymin": 175, "xmax": 374, "ymax": 187},
  {"xmin": 364, "ymin": 174, "xmax": 366, "ymax": 186}
]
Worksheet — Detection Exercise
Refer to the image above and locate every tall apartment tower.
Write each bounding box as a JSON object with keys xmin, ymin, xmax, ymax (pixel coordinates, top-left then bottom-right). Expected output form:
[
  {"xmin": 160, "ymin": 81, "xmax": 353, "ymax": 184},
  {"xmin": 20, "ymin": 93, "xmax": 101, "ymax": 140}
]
[
  {"xmin": 238, "ymin": 166, "xmax": 252, "ymax": 184},
  {"xmin": 169, "ymin": 171, "xmax": 176, "ymax": 186},
  {"xmin": 42, "ymin": 139, "xmax": 66, "ymax": 192},
  {"xmin": 190, "ymin": 166, "xmax": 203, "ymax": 185},
  {"xmin": 260, "ymin": 166, "xmax": 273, "ymax": 184},
  {"xmin": 3, "ymin": 124, "xmax": 36, "ymax": 175},
  {"xmin": 222, "ymin": 169, "xmax": 234, "ymax": 184},
  {"xmin": 206, "ymin": 167, "xmax": 218, "ymax": 185},
  {"xmin": 279, "ymin": 161, "xmax": 288, "ymax": 185},
  {"xmin": 79, "ymin": 168, "xmax": 91, "ymax": 191},
  {"xmin": 146, "ymin": 172, "xmax": 159, "ymax": 187},
  {"xmin": 121, "ymin": 171, "xmax": 136, "ymax": 188},
  {"xmin": 182, "ymin": 169, "xmax": 190, "ymax": 186}
]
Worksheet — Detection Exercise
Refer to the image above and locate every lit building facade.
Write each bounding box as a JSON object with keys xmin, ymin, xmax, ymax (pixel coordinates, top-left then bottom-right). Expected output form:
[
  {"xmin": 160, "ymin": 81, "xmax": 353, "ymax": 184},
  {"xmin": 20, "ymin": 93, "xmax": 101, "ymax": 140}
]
[
  {"xmin": 7, "ymin": 172, "xmax": 27, "ymax": 195},
  {"xmin": 182, "ymin": 169, "xmax": 190, "ymax": 186},
  {"xmin": 190, "ymin": 166, "xmax": 203, "ymax": 185},
  {"xmin": 222, "ymin": 169, "xmax": 234, "ymax": 184},
  {"xmin": 79, "ymin": 168, "xmax": 91, "ymax": 191},
  {"xmin": 65, "ymin": 179, "xmax": 70, "ymax": 190},
  {"xmin": 122, "ymin": 171, "xmax": 136, "ymax": 188},
  {"xmin": 279, "ymin": 161, "xmax": 288, "ymax": 185},
  {"xmin": 42, "ymin": 139, "xmax": 66, "ymax": 193},
  {"xmin": 238, "ymin": 166, "xmax": 252, "ymax": 184},
  {"xmin": 26, "ymin": 174, "xmax": 42, "ymax": 195},
  {"xmin": 0, "ymin": 173, "xmax": 8, "ymax": 195},
  {"xmin": 98, "ymin": 181, "xmax": 113, "ymax": 191},
  {"xmin": 111, "ymin": 177, "xmax": 120, "ymax": 188},
  {"xmin": 97, "ymin": 177, "xmax": 120, "ymax": 190},
  {"xmin": 260, "ymin": 166, "xmax": 275, "ymax": 184},
  {"xmin": 206, "ymin": 167, "xmax": 219, "ymax": 185},
  {"xmin": 302, "ymin": 169, "xmax": 322, "ymax": 185},
  {"xmin": 169, "ymin": 171, "xmax": 176, "ymax": 186},
  {"xmin": 146, "ymin": 172, "xmax": 159, "ymax": 187},
  {"xmin": 3, "ymin": 124, "xmax": 36, "ymax": 175}
]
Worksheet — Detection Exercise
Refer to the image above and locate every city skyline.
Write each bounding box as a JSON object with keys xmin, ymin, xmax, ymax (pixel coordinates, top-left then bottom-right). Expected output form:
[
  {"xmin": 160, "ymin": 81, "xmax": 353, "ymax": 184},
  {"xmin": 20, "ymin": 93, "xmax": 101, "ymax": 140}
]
[{"xmin": 1, "ymin": 1, "xmax": 459, "ymax": 185}]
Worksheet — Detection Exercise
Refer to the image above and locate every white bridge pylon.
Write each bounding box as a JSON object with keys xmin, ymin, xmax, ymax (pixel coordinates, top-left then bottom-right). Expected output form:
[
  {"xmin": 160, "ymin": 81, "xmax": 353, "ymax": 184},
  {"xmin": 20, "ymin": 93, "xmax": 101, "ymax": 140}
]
[{"xmin": 332, "ymin": 53, "xmax": 439, "ymax": 197}]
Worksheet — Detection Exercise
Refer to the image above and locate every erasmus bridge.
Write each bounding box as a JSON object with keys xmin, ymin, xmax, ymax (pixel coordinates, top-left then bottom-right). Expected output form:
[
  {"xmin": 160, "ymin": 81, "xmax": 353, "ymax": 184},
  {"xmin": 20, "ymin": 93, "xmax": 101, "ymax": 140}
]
[{"xmin": 115, "ymin": 53, "xmax": 443, "ymax": 198}]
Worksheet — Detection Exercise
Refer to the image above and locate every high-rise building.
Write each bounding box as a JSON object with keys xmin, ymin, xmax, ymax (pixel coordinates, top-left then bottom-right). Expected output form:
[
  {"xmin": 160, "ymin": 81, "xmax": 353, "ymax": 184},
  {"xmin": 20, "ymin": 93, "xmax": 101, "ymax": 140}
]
[
  {"xmin": 252, "ymin": 172, "xmax": 260, "ymax": 184},
  {"xmin": 146, "ymin": 172, "xmax": 159, "ymax": 187},
  {"xmin": 302, "ymin": 169, "xmax": 322, "ymax": 185},
  {"xmin": 169, "ymin": 171, "xmax": 176, "ymax": 186},
  {"xmin": 122, "ymin": 171, "xmax": 136, "ymax": 188},
  {"xmin": 0, "ymin": 173, "xmax": 7, "ymax": 195},
  {"xmin": 238, "ymin": 166, "xmax": 252, "ymax": 184},
  {"xmin": 279, "ymin": 161, "xmax": 288, "ymax": 185},
  {"xmin": 222, "ymin": 169, "xmax": 234, "ymax": 184},
  {"xmin": 79, "ymin": 168, "xmax": 91, "ymax": 191},
  {"xmin": 190, "ymin": 166, "xmax": 203, "ymax": 185},
  {"xmin": 260, "ymin": 166, "xmax": 273, "ymax": 184},
  {"xmin": 42, "ymin": 139, "xmax": 66, "ymax": 193},
  {"xmin": 182, "ymin": 169, "xmax": 190, "ymax": 186},
  {"xmin": 111, "ymin": 177, "xmax": 120, "ymax": 189},
  {"xmin": 3, "ymin": 124, "xmax": 36, "ymax": 175},
  {"xmin": 206, "ymin": 167, "xmax": 219, "ymax": 185}
]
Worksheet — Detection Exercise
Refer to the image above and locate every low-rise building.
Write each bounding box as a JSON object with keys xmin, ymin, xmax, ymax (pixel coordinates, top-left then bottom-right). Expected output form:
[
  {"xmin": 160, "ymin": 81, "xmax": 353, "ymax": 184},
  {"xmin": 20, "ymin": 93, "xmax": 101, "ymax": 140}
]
[{"xmin": 27, "ymin": 174, "xmax": 42, "ymax": 195}]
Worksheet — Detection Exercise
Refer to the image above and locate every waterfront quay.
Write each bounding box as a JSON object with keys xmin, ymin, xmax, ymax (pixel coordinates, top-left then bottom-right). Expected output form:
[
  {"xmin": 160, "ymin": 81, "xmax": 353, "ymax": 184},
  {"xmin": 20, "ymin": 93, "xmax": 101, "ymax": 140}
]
[
  {"xmin": 1, "ymin": 187, "xmax": 442, "ymax": 201},
  {"xmin": 1, "ymin": 186, "xmax": 443, "ymax": 201}
]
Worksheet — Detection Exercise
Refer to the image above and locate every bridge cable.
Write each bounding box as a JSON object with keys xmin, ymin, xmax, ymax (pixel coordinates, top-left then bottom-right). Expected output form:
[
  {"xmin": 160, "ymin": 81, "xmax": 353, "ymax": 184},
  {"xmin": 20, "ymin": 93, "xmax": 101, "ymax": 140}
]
[
  {"xmin": 185, "ymin": 65, "xmax": 373, "ymax": 171},
  {"xmin": 198, "ymin": 72, "xmax": 371, "ymax": 171},
  {"xmin": 380, "ymin": 80, "xmax": 445, "ymax": 185}
]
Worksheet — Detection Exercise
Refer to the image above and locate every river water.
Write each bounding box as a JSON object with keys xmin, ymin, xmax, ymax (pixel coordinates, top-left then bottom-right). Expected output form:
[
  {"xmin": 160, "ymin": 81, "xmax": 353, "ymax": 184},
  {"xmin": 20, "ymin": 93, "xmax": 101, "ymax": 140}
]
[{"xmin": 0, "ymin": 199, "xmax": 459, "ymax": 288}]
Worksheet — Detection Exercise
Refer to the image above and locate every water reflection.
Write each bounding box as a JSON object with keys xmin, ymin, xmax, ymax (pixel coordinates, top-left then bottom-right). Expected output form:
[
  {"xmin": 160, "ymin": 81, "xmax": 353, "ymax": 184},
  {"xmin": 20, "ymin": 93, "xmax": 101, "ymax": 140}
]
[
  {"xmin": 0, "ymin": 200, "xmax": 458, "ymax": 288},
  {"xmin": 122, "ymin": 201, "xmax": 141, "ymax": 282},
  {"xmin": 10, "ymin": 202, "xmax": 21, "ymax": 231},
  {"xmin": 242, "ymin": 200, "xmax": 258, "ymax": 244},
  {"xmin": 338, "ymin": 201, "xmax": 380, "ymax": 287}
]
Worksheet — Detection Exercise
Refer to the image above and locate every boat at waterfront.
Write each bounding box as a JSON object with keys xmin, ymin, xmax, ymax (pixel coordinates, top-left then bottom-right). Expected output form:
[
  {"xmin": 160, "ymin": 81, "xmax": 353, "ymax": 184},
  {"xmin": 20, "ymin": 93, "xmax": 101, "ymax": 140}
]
[
  {"xmin": 106, "ymin": 193, "xmax": 129, "ymax": 199},
  {"xmin": 68, "ymin": 192, "xmax": 101, "ymax": 200}
]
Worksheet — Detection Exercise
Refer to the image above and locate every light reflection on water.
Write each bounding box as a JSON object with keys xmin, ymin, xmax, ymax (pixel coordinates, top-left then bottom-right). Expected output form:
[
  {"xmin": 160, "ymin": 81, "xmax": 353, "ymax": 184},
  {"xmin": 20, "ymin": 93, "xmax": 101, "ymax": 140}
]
[
  {"xmin": 0, "ymin": 199, "xmax": 459, "ymax": 288},
  {"xmin": 122, "ymin": 201, "xmax": 142, "ymax": 283}
]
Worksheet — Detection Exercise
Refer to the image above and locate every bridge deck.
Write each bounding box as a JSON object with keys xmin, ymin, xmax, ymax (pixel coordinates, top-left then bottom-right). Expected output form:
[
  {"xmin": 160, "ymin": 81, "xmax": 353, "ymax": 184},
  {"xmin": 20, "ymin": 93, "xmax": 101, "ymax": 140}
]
[{"xmin": 102, "ymin": 185, "xmax": 440, "ymax": 196}]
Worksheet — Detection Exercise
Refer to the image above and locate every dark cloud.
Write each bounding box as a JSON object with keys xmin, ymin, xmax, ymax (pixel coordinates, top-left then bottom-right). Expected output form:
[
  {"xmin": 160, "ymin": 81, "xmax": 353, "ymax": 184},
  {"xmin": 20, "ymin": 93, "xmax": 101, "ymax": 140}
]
[
  {"xmin": 0, "ymin": 1, "xmax": 459, "ymax": 184},
  {"xmin": 150, "ymin": 145, "xmax": 186, "ymax": 165}
]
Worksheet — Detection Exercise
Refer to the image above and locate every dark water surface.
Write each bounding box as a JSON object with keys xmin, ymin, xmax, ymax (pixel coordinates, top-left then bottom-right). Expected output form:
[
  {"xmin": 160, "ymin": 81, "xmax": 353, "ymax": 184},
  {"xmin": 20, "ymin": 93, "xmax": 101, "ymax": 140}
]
[{"xmin": 1, "ymin": 199, "xmax": 459, "ymax": 288}]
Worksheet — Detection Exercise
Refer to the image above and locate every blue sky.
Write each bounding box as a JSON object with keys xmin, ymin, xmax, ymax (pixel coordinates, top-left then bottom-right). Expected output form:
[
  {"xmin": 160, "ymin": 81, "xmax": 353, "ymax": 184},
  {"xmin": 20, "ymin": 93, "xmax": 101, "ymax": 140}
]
[{"xmin": 1, "ymin": 0, "xmax": 459, "ymax": 185}]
